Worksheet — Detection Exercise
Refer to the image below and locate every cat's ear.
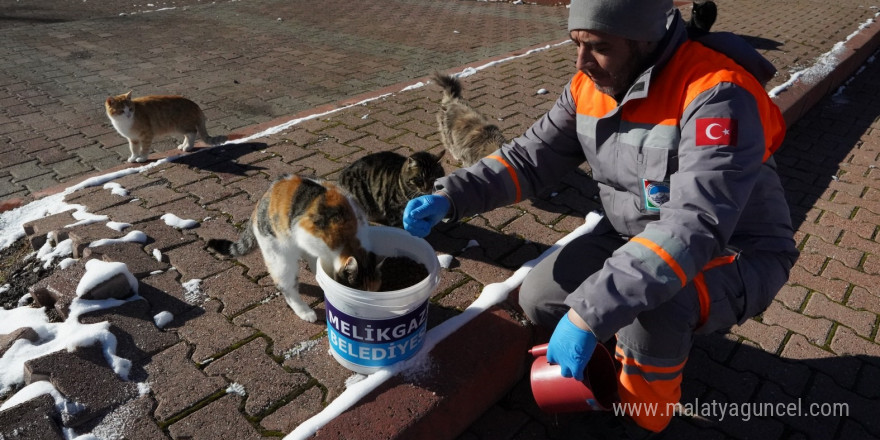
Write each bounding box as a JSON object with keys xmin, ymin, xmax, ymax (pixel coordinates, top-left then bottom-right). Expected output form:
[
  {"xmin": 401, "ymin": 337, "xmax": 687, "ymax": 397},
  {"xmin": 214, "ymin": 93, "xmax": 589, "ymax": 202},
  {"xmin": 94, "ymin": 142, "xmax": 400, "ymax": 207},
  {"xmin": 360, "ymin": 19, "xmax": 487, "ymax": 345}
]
[
  {"xmin": 341, "ymin": 256, "xmax": 359, "ymax": 278},
  {"xmin": 434, "ymin": 149, "xmax": 446, "ymax": 161},
  {"xmin": 124, "ymin": 91, "xmax": 133, "ymax": 100}
]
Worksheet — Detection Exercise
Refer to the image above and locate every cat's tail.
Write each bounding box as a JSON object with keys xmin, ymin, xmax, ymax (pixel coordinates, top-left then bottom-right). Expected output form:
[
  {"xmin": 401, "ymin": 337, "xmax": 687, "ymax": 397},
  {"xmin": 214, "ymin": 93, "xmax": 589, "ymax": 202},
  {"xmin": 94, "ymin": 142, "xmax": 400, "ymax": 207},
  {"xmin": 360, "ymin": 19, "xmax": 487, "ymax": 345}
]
[
  {"xmin": 197, "ymin": 117, "xmax": 227, "ymax": 146},
  {"xmin": 207, "ymin": 221, "xmax": 257, "ymax": 257},
  {"xmin": 433, "ymin": 72, "xmax": 463, "ymax": 102}
]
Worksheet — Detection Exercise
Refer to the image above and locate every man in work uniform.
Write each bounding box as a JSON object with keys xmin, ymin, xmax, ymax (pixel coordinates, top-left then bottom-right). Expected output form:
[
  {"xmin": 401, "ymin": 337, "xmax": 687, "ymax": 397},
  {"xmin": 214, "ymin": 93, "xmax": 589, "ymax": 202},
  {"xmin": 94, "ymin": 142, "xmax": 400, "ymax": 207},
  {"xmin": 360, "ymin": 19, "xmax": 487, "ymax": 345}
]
[{"xmin": 403, "ymin": 0, "xmax": 798, "ymax": 433}]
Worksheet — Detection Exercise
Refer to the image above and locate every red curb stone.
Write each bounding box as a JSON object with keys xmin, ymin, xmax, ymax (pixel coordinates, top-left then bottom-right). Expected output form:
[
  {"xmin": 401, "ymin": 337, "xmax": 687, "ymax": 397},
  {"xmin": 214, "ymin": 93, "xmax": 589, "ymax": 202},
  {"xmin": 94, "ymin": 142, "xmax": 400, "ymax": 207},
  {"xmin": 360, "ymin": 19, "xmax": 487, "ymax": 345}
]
[
  {"xmin": 203, "ymin": 337, "xmax": 310, "ymax": 416},
  {"xmin": 314, "ymin": 306, "xmax": 531, "ymax": 440},
  {"xmin": 167, "ymin": 394, "xmax": 262, "ymax": 440},
  {"xmin": 0, "ymin": 394, "xmax": 65, "ymax": 440},
  {"xmin": 24, "ymin": 344, "xmax": 139, "ymax": 428},
  {"xmin": 0, "ymin": 196, "xmax": 26, "ymax": 213},
  {"xmin": 145, "ymin": 342, "xmax": 227, "ymax": 422}
]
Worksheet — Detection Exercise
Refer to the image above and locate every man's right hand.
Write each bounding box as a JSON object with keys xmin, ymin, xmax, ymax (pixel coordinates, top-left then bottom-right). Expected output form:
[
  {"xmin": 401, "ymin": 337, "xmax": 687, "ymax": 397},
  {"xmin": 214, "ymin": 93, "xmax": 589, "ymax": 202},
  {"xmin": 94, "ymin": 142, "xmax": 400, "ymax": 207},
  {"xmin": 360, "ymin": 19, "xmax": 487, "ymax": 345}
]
[{"xmin": 403, "ymin": 194, "xmax": 450, "ymax": 238}]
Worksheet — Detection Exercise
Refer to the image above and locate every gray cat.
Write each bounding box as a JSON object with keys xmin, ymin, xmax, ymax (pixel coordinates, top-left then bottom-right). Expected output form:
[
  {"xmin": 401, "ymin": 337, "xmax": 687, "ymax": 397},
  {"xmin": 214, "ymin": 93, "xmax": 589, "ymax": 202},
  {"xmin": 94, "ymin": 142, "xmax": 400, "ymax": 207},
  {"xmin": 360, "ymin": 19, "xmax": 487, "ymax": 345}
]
[
  {"xmin": 338, "ymin": 150, "xmax": 445, "ymax": 227},
  {"xmin": 433, "ymin": 72, "xmax": 507, "ymax": 167}
]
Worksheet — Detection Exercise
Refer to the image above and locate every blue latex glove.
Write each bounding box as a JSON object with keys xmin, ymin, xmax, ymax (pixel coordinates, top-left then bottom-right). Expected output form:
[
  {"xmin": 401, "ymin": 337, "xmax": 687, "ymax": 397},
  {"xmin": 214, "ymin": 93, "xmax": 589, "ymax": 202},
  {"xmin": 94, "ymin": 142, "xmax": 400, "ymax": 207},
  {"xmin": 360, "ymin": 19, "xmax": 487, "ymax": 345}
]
[
  {"xmin": 403, "ymin": 194, "xmax": 450, "ymax": 238},
  {"xmin": 546, "ymin": 313, "xmax": 598, "ymax": 381}
]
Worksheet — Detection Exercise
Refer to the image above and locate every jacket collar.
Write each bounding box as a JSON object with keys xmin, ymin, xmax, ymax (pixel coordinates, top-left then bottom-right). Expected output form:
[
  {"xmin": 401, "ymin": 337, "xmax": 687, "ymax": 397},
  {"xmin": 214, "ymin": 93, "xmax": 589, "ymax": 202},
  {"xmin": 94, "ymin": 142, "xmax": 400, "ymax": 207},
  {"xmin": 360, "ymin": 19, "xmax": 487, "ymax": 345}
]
[{"xmin": 618, "ymin": 9, "xmax": 687, "ymax": 105}]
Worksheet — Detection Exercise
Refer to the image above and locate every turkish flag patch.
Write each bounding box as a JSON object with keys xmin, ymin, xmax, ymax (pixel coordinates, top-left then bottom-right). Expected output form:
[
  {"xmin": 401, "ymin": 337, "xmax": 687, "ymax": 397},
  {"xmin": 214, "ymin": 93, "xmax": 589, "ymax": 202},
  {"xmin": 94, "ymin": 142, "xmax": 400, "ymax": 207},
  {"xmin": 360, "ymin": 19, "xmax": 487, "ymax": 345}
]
[{"xmin": 695, "ymin": 118, "xmax": 737, "ymax": 147}]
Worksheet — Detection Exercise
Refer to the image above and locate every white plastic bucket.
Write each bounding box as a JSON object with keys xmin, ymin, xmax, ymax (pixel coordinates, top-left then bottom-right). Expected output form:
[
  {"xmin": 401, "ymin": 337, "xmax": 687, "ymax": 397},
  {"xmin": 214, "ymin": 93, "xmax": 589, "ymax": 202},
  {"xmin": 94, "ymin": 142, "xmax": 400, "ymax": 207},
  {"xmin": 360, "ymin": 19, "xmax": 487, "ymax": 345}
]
[{"xmin": 316, "ymin": 226, "xmax": 440, "ymax": 374}]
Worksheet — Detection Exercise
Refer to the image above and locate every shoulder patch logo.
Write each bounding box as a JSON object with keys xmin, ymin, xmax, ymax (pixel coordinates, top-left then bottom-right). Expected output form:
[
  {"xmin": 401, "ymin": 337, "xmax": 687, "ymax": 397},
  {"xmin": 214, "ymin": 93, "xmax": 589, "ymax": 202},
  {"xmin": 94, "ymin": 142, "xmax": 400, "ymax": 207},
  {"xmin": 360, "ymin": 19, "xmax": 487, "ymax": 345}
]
[{"xmin": 695, "ymin": 118, "xmax": 737, "ymax": 147}]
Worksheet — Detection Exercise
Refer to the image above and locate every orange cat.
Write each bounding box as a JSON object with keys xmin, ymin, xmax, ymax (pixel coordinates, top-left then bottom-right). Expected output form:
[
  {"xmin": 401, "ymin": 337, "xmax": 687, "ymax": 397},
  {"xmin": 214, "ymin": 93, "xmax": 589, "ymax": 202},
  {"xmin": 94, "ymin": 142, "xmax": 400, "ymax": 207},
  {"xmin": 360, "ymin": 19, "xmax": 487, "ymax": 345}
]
[
  {"xmin": 105, "ymin": 92, "xmax": 226, "ymax": 163},
  {"xmin": 207, "ymin": 174, "xmax": 383, "ymax": 322}
]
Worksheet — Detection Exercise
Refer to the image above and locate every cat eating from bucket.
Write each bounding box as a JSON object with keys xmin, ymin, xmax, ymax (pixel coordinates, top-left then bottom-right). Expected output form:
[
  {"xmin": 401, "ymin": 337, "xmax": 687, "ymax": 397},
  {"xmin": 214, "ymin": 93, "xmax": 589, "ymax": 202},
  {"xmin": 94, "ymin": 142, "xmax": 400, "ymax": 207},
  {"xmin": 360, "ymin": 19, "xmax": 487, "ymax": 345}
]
[{"xmin": 207, "ymin": 174, "xmax": 383, "ymax": 322}]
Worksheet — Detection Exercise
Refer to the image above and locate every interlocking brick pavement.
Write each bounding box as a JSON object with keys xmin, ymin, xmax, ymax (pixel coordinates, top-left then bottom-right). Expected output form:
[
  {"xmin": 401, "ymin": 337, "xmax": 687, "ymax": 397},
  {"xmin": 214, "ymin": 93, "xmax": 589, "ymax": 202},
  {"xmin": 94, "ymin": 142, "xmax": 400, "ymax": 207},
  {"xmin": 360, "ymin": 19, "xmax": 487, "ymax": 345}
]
[{"xmin": 1, "ymin": 0, "xmax": 880, "ymax": 439}]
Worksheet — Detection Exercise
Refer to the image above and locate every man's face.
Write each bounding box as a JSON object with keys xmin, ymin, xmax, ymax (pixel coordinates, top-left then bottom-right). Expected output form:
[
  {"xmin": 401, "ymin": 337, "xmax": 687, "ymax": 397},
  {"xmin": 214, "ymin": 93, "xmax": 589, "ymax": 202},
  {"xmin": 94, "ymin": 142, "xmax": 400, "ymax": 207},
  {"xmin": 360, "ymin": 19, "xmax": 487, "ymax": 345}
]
[{"xmin": 570, "ymin": 29, "xmax": 657, "ymax": 97}]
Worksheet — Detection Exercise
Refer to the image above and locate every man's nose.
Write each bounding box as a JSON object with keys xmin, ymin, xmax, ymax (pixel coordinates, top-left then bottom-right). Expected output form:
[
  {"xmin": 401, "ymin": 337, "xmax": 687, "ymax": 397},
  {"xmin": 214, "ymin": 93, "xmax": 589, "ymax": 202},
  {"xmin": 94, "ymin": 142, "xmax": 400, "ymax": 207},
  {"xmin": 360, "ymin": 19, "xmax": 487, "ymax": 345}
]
[{"xmin": 575, "ymin": 46, "xmax": 594, "ymax": 71}]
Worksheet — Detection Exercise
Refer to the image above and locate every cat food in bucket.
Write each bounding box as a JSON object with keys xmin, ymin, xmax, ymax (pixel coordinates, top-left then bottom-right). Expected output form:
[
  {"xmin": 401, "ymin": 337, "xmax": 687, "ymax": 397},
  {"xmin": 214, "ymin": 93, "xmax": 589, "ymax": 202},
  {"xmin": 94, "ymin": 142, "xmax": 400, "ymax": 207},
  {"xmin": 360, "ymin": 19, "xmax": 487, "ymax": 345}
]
[{"xmin": 317, "ymin": 226, "xmax": 440, "ymax": 374}]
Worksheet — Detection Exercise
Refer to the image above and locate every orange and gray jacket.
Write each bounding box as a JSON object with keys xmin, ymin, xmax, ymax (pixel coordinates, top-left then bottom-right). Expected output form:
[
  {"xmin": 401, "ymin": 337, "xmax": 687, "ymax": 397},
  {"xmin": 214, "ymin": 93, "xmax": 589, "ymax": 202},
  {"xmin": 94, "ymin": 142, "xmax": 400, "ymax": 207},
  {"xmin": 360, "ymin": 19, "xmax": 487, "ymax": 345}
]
[{"xmin": 434, "ymin": 13, "xmax": 799, "ymax": 341}]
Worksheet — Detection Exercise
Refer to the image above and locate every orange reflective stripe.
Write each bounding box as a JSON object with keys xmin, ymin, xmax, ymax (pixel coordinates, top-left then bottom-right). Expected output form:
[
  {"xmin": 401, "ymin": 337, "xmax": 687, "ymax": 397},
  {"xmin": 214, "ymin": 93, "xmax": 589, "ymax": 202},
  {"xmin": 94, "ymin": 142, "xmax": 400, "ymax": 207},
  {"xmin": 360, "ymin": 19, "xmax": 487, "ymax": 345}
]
[
  {"xmin": 614, "ymin": 346, "xmax": 687, "ymax": 375},
  {"xmin": 693, "ymin": 272, "xmax": 710, "ymax": 329},
  {"xmin": 693, "ymin": 254, "xmax": 737, "ymax": 329},
  {"xmin": 486, "ymin": 155, "xmax": 522, "ymax": 203},
  {"xmin": 629, "ymin": 237, "xmax": 687, "ymax": 287},
  {"xmin": 615, "ymin": 349, "xmax": 685, "ymax": 432},
  {"xmin": 703, "ymin": 254, "xmax": 736, "ymax": 271}
]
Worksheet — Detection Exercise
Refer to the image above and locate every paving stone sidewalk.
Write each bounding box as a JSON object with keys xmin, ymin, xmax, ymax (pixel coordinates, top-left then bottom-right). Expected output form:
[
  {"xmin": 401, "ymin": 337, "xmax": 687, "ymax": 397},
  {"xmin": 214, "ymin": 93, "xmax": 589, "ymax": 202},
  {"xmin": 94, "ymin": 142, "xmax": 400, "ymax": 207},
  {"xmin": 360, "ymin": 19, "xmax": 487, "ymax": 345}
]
[{"xmin": 1, "ymin": 0, "xmax": 880, "ymax": 439}]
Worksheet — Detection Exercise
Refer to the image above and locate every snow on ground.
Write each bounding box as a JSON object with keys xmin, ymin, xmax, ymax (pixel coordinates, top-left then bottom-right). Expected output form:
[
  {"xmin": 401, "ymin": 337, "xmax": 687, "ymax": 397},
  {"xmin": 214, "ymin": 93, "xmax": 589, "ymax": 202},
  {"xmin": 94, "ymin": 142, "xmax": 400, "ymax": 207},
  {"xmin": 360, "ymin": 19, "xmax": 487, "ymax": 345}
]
[{"xmin": 0, "ymin": 16, "xmax": 878, "ymax": 438}]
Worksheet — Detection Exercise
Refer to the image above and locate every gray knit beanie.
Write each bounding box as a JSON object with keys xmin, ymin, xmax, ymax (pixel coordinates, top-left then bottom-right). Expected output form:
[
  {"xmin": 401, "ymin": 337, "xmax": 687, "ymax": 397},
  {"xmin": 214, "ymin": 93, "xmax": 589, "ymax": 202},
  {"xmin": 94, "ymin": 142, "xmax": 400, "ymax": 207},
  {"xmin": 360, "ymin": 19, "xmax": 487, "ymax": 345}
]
[{"xmin": 568, "ymin": 0, "xmax": 673, "ymax": 42}]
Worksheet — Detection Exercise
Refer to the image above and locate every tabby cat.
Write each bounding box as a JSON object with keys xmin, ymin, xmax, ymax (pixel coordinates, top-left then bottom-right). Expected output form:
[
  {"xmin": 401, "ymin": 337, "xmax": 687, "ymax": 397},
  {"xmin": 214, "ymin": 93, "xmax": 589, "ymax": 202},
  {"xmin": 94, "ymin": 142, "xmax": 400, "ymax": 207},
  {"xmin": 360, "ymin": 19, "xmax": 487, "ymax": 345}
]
[
  {"xmin": 105, "ymin": 91, "xmax": 226, "ymax": 163},
  {"xmin": 434, "ymin": 72, "xmax": 507, "ymax": 167},
  {"xmin": 338, "ymin": 150, "xmax": 445, "ymax": 227},
  {"xmin": 206, "ymin": 175, "xmax": 382, "ymax": 322}
]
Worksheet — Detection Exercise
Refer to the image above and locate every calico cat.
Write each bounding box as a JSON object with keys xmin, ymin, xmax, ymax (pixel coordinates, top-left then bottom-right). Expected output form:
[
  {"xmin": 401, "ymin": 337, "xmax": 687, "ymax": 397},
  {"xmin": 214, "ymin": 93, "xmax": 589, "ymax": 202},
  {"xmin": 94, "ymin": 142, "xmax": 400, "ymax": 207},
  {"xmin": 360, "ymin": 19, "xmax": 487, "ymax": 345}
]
[
  {"xmin": 433, "ymin": 72, "xmax": 507, "ymax": 167},
  {"xmin": 338, "ymin": 150, "xmax": 445, "ymax": 227},
  {"xmin": 686, "ymin": 0, "xmax": 718, "ymax": 38},
  {"xmin": 206, "ymin": 174, "xmax": 382, "ymax": 322},
  {"xmin": 105, "ymin": 91, "xmax": 226, "ymax": 163}
]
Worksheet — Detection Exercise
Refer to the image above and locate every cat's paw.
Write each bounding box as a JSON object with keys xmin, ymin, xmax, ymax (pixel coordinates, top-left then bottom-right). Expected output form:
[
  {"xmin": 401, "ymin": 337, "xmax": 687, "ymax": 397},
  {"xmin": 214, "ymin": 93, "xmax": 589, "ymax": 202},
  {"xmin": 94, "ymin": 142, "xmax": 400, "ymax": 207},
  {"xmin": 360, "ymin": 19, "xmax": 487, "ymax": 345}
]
[
  {"xmin": 285, "ymin": 297, "xmax": 319, "ymax": 322},
  {"xmin": 178, "ymin": 143, "xmax": 194, "ymax": 152},
  {"xmin": 133, "ymin": 155, "xmax": 149, "ymax": 163},
  {"xmin": 297, "ymin": 309, "xmax": 319, "ymax": 323}
]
